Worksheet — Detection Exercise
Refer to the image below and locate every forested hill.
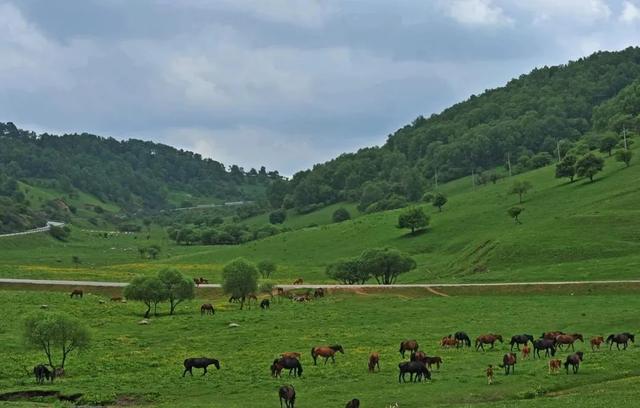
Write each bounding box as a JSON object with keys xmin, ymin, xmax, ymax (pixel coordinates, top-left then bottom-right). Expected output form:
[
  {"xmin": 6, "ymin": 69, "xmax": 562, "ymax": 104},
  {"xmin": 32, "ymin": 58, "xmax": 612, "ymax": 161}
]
[
  {"xmin": 0, "ymin": 123, "xmax": 279, "ymax": 232},
  {"xmin": 270, "ymin": 47, "xmax": 640, "ymax": 212}
]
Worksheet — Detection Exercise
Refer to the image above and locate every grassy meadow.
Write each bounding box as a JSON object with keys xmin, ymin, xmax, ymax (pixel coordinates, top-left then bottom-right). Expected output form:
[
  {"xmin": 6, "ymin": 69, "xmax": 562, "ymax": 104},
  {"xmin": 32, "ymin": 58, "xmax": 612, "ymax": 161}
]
[
  {"xmin": 1, "ymin": 147, "xmax": 638, "ymax": 284},
  {"xmin": 0, "ymin": 289, "xmax": 638, "ymax": 407}
]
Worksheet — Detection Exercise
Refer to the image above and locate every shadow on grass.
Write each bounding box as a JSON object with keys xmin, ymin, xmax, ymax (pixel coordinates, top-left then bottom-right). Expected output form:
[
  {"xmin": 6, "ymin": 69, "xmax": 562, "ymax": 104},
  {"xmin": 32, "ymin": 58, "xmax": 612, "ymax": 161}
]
[{"xmin": 396, "ymin": 229, "xmax": 429, "ymax": 239}]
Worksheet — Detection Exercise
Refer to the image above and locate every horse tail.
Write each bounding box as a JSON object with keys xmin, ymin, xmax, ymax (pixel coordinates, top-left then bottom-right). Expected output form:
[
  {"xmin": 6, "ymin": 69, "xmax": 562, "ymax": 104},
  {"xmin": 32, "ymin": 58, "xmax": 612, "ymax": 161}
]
[{"xmin": 465, "ymin": 337, "xmax": 471, "ymax": 347}]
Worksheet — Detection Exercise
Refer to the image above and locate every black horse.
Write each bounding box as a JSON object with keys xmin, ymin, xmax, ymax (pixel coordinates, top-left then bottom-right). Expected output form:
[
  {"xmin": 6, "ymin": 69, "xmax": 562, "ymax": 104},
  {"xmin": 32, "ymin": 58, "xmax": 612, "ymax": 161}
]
[
  {"xmin": 279, "ymin": 385, "xmax": 296, "ymax": 408},
  {"xmin": 510, "ymin": 334, "xmax": 534, "ymax": 351},
  {"xmin": 260, "ymin": 299, "xmax": 270, "ymax": 310},
  {"xmin": 532, "ymin": 339, "xmax": 556, "ymax": 358},
  {"xmin": 564, "ymin": 351, "xmax": 584, "ymax": 374},
  {"xmin": 454, "ymin": 331, "xmax": 471, "ymax": 348},
  {"xmin": 607, "ymin": 333, "xmax": 635, "ymax": 350},
  {"xmin": 345, "ymin": 399, "xmax": 360, "ymax": 408},
  {"xmin": 33, "ymin": 364, "xmax": 53, "ymax": 384},
  {"xmin": 272, "ymin": 357, "xmax": 303, "ymax": 377},
  {"xmin": 182, "ymin": 357, "xmax": 220, "ymax": 376},
  {"xmin": 398, "ymin": 361, "xmax": 431, "ymax": 383}
]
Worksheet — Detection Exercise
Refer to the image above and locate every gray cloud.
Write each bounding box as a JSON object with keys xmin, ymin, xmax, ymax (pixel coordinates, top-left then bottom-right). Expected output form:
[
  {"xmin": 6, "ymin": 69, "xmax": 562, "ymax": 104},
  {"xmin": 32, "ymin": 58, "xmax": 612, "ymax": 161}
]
[{"xmin": 0, "ymin": 0, "xmax": 638, "ymax": 175}]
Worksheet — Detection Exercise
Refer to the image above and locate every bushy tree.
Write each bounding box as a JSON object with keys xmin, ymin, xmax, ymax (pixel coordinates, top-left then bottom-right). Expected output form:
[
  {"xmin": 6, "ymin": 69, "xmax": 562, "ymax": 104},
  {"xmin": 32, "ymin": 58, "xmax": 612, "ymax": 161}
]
[
  {"xmin": 157, "ymin": 268, "xmax": 195, "ymax": 315},
  {"xmin": 49, "ymin": 225, "xmax": 70, "ymax": 241},
  {"xmin": 24, "ymin": 313, "xmax": 90, "ymax": 370},
  {"xmin": 257, "ymin": 260, "xmax": 277, "ymax": 278},
  {"xmin": 555, "ymin": 155, "xmax": 577, "ymax": 182},
  {"xmin": 222, "ymin": 258, "xmax": 258, "ymax": 310},
  {"xmin": 576, "ymin": 153, "xmax": 605, "ymax": 182},
  {"xmin": 432, "ymin": 192, "xmax": 448, "ymax": 212},
  {"xmin": 326, "ymin": 259, "xmax": 369, "ymax": 284},
  {"xmin": 332, "ymin": 207, "xmax": 351, "ymax": 223},
  {"xmin": 422, "ymin": 192, "xmax": 434, "ymax": 202},
  {"xmin": 269, "ymin": 209, "xmax": 287, "ymax": 224},
  {"xmin": 397, "ymin": 207, "xmax": 429, "ymax": 234},
  {"xmin": 124, "ymin": 276, "xmax": 168, "ymax": 318},
  {"xmin": 599, "ymin": 133, "xmax": 619, "ymax": 156},
  {"xmin": 615, "ymin": 149, "xmax": 633, "ymax": 167},
  {"xmin": 358, "ymin": 248, "xmax": 416, "ymax": 285},
  {"xmin": 509, "ymin": 180, "xmax": 533, "ymax": 203},
  {"xmin": 507, "ymin": 206, "xmax": 524, "ymax": 224}
]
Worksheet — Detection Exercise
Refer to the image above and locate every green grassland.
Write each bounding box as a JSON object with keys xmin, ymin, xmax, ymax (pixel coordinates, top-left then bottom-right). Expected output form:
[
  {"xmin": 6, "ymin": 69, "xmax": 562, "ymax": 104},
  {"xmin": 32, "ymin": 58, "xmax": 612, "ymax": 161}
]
[
  {"xmin": 0, "ymin": 289, "xmax": 638, "ymax": 407},
  {"xmin": 1, "ymin": 146, "xmax": 638, "ymax": 284}
]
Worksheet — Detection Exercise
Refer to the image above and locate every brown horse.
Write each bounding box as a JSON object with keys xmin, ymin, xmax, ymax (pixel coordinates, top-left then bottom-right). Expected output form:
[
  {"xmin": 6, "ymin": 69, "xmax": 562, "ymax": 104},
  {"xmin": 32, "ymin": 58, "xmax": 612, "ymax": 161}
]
[
  {"xmin": 441, "ymin": 337, "xmax": 459, "ymax": 348},
  {"xmin": 70, "ymin": 289, "xmax": 83, "ymax": 299},
  {"xmin": 499, "ymin": 353, "xmax": 517, "ymax": 375},
  {"xmin": 548, "ymin": 359, "xmax": 562, "ymax": 374},
  {"xmin": 475, "ymin": 334, "xmax": 503, "ymax": 351},
  {"xmin": 200, "ymin": 303, "xmax": 214, "ymax": 315},
  {"xmin": 293, "ymin": 278, "xmax": 303, "ymax": 285},
  {"xmin": 590, "ymin": 336, "xmax": 604, "ymax": 351},
  {"xmin": 279, "ymin": 385, "xmax": 296, "ymax": 408},
  {"xmin": 311, "ymin": 345, "xmax": 344, "ymax": 365},
  {"xmin": 368, "ymin": 352, "xmax": 380, "ymax": 372},
  {"xmin": 281, "ymin": 352, "xmax": 301, "ymax": 360},
  {"xmin": 399, "ymin": 340, "xmax": 419, "ymax": 357},
  {"xmin": 555, "ymin": 333, "xmax": 583, "ymax": 351},
  {"xmin": 542, "ymin": 331, "xmax": 565, "ymax": 340},
  {"xmin": 345, "ymin": 399, "xmax": 360, "ymax": 408},
  {"xmin": 564, "ymin": 351, "xmax": 584, "ymax": 374},
  {"xmin": 521, "ymin": 345, "xmax": 531, "ymax": 360},
  {"xmin": 411, "ymin": 351, "xmax": 442, "ymax": 370}
]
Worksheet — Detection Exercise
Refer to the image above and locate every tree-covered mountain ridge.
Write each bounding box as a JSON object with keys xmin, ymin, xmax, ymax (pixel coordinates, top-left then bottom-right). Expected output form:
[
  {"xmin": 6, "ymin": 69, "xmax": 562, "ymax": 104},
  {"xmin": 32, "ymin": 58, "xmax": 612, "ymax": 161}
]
[{"xmin": 270, "ymin": 47, "xmax": 640, "ymax": 213}]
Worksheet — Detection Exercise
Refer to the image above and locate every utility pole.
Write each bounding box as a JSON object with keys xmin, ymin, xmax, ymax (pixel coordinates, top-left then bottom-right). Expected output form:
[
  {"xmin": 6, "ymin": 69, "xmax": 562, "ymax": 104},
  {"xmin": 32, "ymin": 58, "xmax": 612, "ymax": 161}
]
[
  {"xmin": 622, "ymin": 127, "xmax": 629, "ymax": 150},
  {"xmin": 471, "ymin": 167, "xmax": 476, "ymax": 189},
  {"xmin": 434, "ymin": 168, "xmax": 438, "ymax": 190},
  {"xmin": 507, "ymin": 152, "xmax": 512, "ymax": 177},
  {"xmin": 556, "ymin": 140, "xmax": 562, "ymax": 162}
]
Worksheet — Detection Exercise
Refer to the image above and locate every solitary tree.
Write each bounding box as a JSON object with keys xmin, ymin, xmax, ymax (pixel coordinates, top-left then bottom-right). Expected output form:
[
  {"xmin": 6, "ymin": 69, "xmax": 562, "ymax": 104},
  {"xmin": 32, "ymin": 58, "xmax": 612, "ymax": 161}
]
[
  {"xmin": 555, "ymin": 155, "xmax": 577, "ymax": 182},
  {"xmin": 358, "ymin": 248, "xmax": 416, "ymax": 285},
  {"xmin": 599, "ymin": 134, "xmax": 619, "ymax": 156},
  {"xmin": 24, "ymin": 313, "xmax": 90, "ymax": 371},
  {"xmin": 576, "ymin": 153, "xmax": 605, "ymax": 182},
  {"xmin": 615, "ymin": 149, "xmax": 633, "ymax": 168},
  {"xmin": 507, "ymin": 206, "xmax": 524, "ymax": 224},
  {"xmin": 432, "ymin": 192, "xmax": 448, "ymax": 212},
  {"xmin": 158, "ymin": 268, "xmax": 195, "ymax": 315},
  {"xmin": 326, "ymin": 258, "xmax": 369, "ymax": 284},
  {"xmin": 509, "ymin": 180, "xmax": 533, "ymax": 203},
  {"xmin": 332, "ymin": 207, "xmax": 351, "ymax": 223},
  {"xmin": 257, "ymin": 260, "xmax": 277, "ymax": 278},
  {"xmin": 397, "ymin": 207, "xmax": 429, "ymax": 234},
  {"xmin": 222, "ymin": 258, "xmax": 258, "ymax": 310},
  {"xmin": 124, "ymin": 276, "xmax": 168, "ymax": 318},
  {"xmin": 269, "ymin": 209, "xmax": 287, "ymax": 224}
]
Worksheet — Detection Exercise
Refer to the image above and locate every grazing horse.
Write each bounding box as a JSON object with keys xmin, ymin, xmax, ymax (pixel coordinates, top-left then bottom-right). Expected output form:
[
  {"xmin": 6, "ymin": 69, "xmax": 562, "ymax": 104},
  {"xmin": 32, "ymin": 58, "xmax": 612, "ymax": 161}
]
[
  {"xmin": 510, "ymin": 334, "xmax": 534, "ymax": 351},
  {"xmin": 293, "ymin": 278, "xmax": 303, "ymax": 285},
  {"xmin": 533, "ymin": 339, "xmax": 556, "ymax": 358},
  {"xmin": 564, "ymin": 351, "xmax": 584, "ymax": 374},
  {"xmin": 521, "ymin": 345, "xmax": 531, "ymax": 360},
  {"xmin": 279, "ymin": 385, "xmax": 296, "ymax": 408},
  {"xmin": 590, "ymin": 336, "xmax": 605, "ymax": 351},
  {"xmin": 182, "ymin": 357, "xmax": 220, "ymax": 376},
  {"xmin": 193, "ymin": 277, "xmax": 208, "ymax": 286},
  {"xmin": 281, "ymin": 352, "xmax": 301, "ymax": 360},
  {"xmin": 311, "ymin": 345, "xmax": 344, "ymax": 365},
  {"xmin": 542, "ymin": 331, "xmax": 564, "ymax": 340},
  {"xmin": 454, "ymin": 331, "xmax": 471, "ymax": 348},
  {"xmin": 200, "ymin": 303, "xmax": 215, "ymax": 316},
  {"xmin": 399, "ymin": 340, "xmax": 419, "ymax": 357},
  {"xmin": 441, "ymin": 336, "xmax": 458, "ymax": 348},
  {"xmin": 33, "ymin": 364, "xmax": 53, "ymax": 384},
  {"xmin": 475, "ymin": 334, "xmax": 503, "ymax": 351},
  {"xmin": 314, "ymin": 288, "xmax": 325, "ymax": 298},
  {"xmin": 607, "ymin": 333, "xmax": 635, "ymax": 350},
  {"xmin": 368, "ymin": 352, "xmax": 380, "ymax": 372},
  {"xmin": 499, "ymin": 353, "xmax": 517, "ymax": 375},
  {"xmin": 272, "ymin": 357, "xmax": 303, "ymax": 377},
  {"xmin": 411, "ymin": 352, "xmax": 442, "ymax": 370},
  {"xmin": 548, "ymin": 359, "xmax": 562, "ymax": 374},
  {"xmin": 555, "ymin": 333, "xmax": 583, "ymax": 351},
  {"xmin": 260, "ymin": 299, "xmax": 270, "ymax": 310},
  {"xmin": 398, "ymin": 361, "xmax": 431, "ymax": 383},
  {"xmin": 345, "ymin": 399, "xmax": 360, "ymax": 408},
  {"xmin": 70, "ymin": 289, "xmax": 83, "ymax": 299}
]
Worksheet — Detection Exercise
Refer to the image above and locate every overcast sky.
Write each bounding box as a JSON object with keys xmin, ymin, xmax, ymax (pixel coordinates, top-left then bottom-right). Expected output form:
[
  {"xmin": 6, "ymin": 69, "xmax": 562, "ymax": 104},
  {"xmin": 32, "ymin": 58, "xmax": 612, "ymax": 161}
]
[{"xmin": 1, "ymin": 1, "xmax": 639, "ymax": 175}]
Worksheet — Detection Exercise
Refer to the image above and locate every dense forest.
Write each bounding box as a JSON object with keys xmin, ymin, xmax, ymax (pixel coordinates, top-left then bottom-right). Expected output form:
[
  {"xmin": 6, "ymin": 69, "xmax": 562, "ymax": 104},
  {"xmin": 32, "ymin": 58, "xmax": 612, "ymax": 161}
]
[{"xmin": 269, "ymin": 47, "xmax": 640, "ymax": 213}]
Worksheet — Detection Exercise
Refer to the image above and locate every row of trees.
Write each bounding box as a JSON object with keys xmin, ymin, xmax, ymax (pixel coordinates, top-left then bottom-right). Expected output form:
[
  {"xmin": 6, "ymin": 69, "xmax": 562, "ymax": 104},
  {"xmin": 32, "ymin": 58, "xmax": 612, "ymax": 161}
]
[
  {"xmin": 326, "ymin": 248, "xmax": 416, "ymax": 285},
  {"xmin": 124, "ymin": 268, "xmax": 195, "ymax": 317}
]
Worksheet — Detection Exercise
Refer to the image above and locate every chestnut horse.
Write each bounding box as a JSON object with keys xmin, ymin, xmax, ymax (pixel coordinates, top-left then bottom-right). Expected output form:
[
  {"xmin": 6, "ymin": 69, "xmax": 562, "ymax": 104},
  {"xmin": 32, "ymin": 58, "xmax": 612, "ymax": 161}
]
[
  {"xmin": 541, "ymin": 331, "xmax": 564, "ymax": 340},
  {"xmin": 368, "ymin": 352, "xmax": 380, "ymax": 372},
  {"xmin": 521, "ymin": 345, "xmax": 531, "ymax": 360},
  {"xmin": 590, "ymin": 336, "xmax": 604, "ymax": 351},
  {"xmin": 499, "ymin": 353, "xmax": 517, "ymax": 375},
  {"xmin": 555, "ymin": 333, "xmax": 583, "ymax": 351},
  {"xmin": 475, "ymin": 334, "xmax": 503, "ymax": 351},
  {"xmin": 440, "ymin": 336, "xmax": 458, "ymax": 348},
  {"xmin": 548, "ymin": 359, "xmax": 562, "ymax": 374},
  {"xmin": 200, "ymin": 303, "xmax": 215, "ymax": 315},
  {"xmin": 411, "ymin": 352, "xmax": 442, "ymax": 370},
  {"xmin": 399, "ymin": 340, "xmax": 419, "ymax": 357},
  {"xmin": 311, "ymin": 345, "xmax": 344, "ymax": 365},
  {"xmin": 564, "ymin": 351, "xmax": 584, "ymax": 374},
  {"xmin": 281, "ymin": 352, "xmax": 301, "ymax": 360}
]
